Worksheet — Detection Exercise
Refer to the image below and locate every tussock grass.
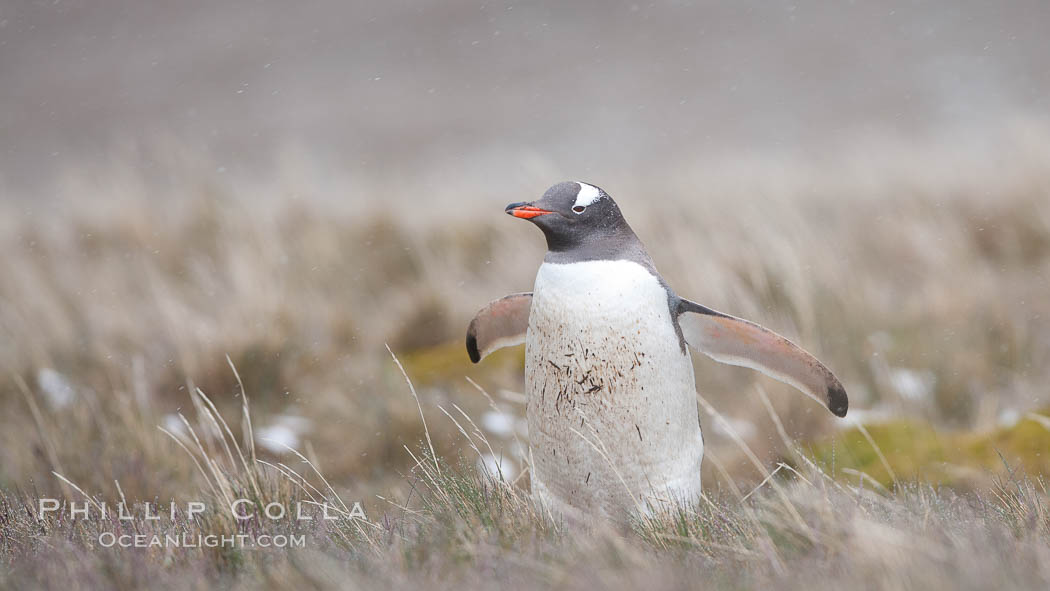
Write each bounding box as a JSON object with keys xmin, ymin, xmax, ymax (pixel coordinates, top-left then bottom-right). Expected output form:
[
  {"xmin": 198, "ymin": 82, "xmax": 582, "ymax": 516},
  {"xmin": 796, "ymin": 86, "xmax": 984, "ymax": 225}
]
[
  {"xmin": 3, "ymin": 382, "xmax": 1050, "ymax": 590},
  {"xmin": 2, "ymin": 129, "xmax": 1050, "ymax": 587}
]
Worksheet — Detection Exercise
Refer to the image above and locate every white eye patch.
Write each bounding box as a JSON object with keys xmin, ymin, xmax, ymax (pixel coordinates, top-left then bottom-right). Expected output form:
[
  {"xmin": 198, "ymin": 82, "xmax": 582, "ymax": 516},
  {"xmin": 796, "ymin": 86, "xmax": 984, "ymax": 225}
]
[{"xmin": 574, "ymin": 182, "xmax": 602, "ymax": 208}]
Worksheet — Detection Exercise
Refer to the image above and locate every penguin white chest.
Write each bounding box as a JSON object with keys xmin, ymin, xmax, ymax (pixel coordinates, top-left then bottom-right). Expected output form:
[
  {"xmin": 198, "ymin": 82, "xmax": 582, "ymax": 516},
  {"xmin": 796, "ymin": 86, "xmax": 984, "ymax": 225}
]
[{"xmin": 525, "ymin": 261, "xmax": 704, "ymax": 520}]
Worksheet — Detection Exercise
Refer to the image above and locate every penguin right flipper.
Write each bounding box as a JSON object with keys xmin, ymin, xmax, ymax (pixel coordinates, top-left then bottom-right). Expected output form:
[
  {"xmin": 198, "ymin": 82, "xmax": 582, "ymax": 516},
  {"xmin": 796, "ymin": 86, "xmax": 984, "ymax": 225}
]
[
  {"xmin": 466, "ymin": 293, "xmax": 533, "ymax": 363},
  {"xmin": 676, "ymin": 298, "xmax": 848, "ymax": 417}
]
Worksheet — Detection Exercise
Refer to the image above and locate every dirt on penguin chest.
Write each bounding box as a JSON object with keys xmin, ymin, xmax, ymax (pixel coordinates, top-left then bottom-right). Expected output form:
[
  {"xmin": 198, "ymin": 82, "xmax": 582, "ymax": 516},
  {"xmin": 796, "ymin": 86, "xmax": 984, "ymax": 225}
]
[
  {"xmin": 523, "ymin": 261, "xmax": 693, "ymax": 425},
  {"xmin": 528, "ymin": 327, "xmax": 654, "ymax": 419},
  {"xmin": 521, "ymin": 261, "xmax": 705, "ymax": 519},
  {"xmin": 524, "ymin": 304, "xmax": 693, "ymax": 444}
]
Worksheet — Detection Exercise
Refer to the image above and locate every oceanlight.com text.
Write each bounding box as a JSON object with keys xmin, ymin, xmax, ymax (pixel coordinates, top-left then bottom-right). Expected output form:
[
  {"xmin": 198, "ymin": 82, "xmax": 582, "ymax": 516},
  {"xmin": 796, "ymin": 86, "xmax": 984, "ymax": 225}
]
[{"xmin": 97, "ymin": 532, "xmax": 306, "ymax": 549}]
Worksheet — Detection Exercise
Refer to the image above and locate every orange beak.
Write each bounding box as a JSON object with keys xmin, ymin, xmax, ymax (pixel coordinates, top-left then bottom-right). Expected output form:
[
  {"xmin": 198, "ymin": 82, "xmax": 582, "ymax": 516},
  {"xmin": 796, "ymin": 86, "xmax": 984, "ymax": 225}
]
[{"xmin": 506, "ymin": 203, "xmax": 554, "ymax": 219}]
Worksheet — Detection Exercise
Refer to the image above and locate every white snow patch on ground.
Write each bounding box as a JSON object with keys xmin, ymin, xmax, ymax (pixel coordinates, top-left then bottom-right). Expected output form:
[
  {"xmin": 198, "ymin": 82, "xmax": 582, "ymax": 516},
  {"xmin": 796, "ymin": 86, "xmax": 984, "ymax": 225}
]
[
  {"xmin": 256, "ymin": 412, "xmax": 313, "ymax": 454},
  {"xmin": 481, "ymin": 411, "xmax": 516, "ymax": 438},
  {"xmin": 888, "ymin": 367, "xmax": 937, "ymax": 402},
  {"xmin": 476, "ymin": 453, "xmax": 518, "ymax": 481},
  {"xmin": 998, "ymin": 407, "xmax": 1021, "ymax": 428},
  {"xmin": 37, "ymin": 368, "xmax": 75, "ymax": 409},
  {"xmin": 162, "ymin": 413, "xmax": 186, "ymax": 436}
]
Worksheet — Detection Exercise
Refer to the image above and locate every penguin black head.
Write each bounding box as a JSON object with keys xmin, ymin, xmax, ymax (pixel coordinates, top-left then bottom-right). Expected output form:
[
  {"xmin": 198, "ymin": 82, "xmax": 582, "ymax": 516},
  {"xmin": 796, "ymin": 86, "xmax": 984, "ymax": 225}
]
[{"xmin": 505, "ymin": 181, "xmax": 632, "ymax": 253}]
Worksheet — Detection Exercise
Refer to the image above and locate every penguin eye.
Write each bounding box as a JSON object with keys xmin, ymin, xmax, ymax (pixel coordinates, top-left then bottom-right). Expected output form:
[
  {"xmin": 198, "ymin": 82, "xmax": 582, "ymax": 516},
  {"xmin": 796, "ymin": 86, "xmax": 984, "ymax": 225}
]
[{"xmin": 572, "ymin": 205, "xmax": 586, "ymax": 214}]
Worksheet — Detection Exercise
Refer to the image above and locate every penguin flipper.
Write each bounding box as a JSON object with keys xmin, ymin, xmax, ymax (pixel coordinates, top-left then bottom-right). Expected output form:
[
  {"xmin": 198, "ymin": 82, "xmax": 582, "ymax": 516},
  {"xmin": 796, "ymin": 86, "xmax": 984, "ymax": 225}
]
[
  {"xmin": 466, "ymin": 293, "xmax": 533, "ymax": 363},
  {"xmin": 677, "ymin": 299, "xmax": 847, "ymax": 417}
]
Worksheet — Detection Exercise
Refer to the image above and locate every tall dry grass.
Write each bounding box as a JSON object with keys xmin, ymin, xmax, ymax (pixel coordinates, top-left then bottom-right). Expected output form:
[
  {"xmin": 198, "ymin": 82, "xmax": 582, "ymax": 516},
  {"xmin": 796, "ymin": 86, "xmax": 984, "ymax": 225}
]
[
  {"xmin": 1, "ymin": 127, "xmax": 1049, "ymax": 590},
  {"xmin": 2, "ymin": 358, "xmax": 1050, "ymax": 590},
  {"xmin": 3, "ymin": 127, "xmax": 1049, "ymax": 500}
]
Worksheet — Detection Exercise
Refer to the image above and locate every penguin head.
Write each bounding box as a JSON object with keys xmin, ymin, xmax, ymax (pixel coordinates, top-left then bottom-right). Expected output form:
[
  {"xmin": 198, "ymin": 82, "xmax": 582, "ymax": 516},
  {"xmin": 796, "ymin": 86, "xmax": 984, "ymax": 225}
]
[{"xmin": 505, "ymin": 181, "xmax": 629, "ymax": 252}]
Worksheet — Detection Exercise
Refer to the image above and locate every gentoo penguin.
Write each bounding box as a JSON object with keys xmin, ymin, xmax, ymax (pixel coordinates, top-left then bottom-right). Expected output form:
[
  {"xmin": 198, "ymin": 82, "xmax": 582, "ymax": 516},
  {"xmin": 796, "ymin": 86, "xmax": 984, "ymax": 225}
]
[{"xmin": 466, "ymin": 181, "xmax": 847, "ymax": 522}]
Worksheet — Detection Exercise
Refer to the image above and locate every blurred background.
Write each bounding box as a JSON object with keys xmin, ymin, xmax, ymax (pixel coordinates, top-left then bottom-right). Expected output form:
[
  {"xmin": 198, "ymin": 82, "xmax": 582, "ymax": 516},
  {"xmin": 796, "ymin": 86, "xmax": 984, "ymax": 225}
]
[{"xmin": 2, "ymin": 0, "xmax": 1050, "ymax": 502}]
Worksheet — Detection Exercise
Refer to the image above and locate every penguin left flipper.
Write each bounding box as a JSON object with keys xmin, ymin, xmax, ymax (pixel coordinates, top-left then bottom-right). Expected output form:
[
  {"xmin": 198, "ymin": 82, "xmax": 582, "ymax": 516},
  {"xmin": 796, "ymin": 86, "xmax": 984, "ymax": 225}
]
[
  {"xmin": 466, "ymin": 293, "xmax": 533, "ymax": 363},
  {"xmin": 676, "ymin": 298, "xmax": 848, "ymax": 417}
]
